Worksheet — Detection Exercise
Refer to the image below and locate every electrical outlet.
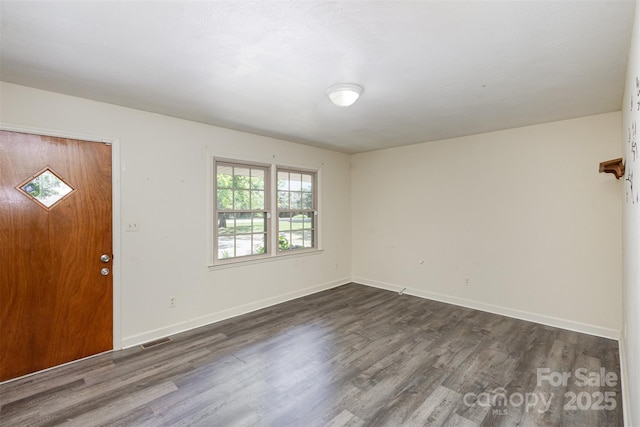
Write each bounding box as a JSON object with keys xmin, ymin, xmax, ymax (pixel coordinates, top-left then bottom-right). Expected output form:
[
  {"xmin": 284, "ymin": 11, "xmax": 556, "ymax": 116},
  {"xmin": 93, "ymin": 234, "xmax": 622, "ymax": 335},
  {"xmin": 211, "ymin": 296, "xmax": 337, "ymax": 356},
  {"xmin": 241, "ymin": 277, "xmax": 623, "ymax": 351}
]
[
  {"xmin": 126, "ymin": 221, "xmax": 140, "ymax": 232},
  {"xmin": 169, "ymin": 296, "xmax": 176, "ymax": 308},
  {"xmin": 465, "ymin": 277, "xmax": 471, "ymax": 286}
]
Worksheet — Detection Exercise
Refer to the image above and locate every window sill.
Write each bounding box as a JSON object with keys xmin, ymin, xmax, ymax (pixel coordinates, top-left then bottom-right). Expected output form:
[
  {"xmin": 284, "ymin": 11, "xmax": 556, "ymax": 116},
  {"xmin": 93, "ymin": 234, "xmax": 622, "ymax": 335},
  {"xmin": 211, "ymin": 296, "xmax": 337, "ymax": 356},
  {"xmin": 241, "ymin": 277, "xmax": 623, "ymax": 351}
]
[{"xmin": 208, "ymin": 249, "xmax": 323, "ymax": 271}]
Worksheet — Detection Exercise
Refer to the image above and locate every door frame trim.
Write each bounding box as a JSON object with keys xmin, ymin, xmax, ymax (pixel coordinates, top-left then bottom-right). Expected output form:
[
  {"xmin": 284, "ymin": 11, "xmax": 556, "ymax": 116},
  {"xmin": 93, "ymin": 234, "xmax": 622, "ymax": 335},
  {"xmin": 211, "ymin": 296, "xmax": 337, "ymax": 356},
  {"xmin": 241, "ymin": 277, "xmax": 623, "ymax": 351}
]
[{"xmin": 1, "ymin": 123, "xmax": 123, "ymax": 351}]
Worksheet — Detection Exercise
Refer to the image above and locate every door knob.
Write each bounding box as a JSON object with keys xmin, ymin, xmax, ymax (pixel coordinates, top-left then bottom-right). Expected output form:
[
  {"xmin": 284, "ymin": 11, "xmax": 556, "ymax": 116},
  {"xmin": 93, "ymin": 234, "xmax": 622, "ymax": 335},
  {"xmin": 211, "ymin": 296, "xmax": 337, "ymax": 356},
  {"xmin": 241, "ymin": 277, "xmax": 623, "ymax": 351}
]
[
  {"xmin": 100, "ymin": 268, "xmax": 110, "ymax": 276},
  {"xmin": 100, "ymin": 254, "xmax": 111, "ymax": 263}
]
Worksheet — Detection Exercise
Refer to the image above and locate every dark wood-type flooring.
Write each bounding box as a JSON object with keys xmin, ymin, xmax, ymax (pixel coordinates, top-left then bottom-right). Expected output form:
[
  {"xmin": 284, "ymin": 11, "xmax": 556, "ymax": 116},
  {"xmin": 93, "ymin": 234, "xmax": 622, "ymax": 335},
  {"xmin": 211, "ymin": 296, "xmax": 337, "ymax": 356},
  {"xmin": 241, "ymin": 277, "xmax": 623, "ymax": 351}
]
[{"xmin": 0, "ymin": 283, "xmax": 623, "ymax": 426}]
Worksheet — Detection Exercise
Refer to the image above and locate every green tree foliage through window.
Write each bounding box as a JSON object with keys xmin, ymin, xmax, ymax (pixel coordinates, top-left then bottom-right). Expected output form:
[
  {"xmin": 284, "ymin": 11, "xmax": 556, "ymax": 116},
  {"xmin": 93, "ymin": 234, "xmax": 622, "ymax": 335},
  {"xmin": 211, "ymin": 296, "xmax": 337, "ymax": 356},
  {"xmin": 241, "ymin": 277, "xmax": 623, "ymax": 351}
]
[
  {"xmin": 216, "ymin": 163, "xmax": 267, "ymax": 260},
  {"xmin": 213, "ymin": 160, "xmax": 318, "ymax": 263}
]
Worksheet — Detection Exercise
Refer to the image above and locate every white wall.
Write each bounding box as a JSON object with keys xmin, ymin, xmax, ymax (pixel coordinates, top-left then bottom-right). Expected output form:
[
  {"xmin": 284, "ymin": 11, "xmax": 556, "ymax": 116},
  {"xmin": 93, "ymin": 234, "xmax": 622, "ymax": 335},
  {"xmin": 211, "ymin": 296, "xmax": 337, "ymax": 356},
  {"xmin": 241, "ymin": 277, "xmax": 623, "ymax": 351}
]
[
  {"xmin": 352, "ymin": 113, "xmax": 622, "ymax": 338},
  {"xmin": 0, "ymin": 82, "xmax": 351, "ymax": 348},
  {"xmin": 621, "ymin": 0, "xmax": 640, "ymax": 423}
]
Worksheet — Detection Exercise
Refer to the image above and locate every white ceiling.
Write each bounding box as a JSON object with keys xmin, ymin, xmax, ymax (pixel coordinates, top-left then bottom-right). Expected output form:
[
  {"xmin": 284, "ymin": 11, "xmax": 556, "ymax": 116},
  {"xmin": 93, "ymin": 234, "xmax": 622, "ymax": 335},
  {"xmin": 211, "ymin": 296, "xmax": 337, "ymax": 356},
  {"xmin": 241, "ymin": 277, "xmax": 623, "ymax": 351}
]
[{"xmin": 0, "ymin": 1, "xmax": 635, "ymax": 153}]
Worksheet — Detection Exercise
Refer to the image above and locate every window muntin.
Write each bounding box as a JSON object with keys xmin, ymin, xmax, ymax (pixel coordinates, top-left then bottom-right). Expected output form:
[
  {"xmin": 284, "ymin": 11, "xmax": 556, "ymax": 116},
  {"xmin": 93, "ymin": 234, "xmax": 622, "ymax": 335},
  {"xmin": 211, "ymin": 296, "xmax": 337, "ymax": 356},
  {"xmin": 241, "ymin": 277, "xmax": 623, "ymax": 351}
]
[
  {"xmin": 212, "ymin": 159, "xmax": 319, "ymax": 266},
  {"xmin": 216, "ymin": 162, "xmax": 269, "ymax": 260},
  {"xmin": 277, "ymin": 169, "xmax": 316, "ymax": 252}
]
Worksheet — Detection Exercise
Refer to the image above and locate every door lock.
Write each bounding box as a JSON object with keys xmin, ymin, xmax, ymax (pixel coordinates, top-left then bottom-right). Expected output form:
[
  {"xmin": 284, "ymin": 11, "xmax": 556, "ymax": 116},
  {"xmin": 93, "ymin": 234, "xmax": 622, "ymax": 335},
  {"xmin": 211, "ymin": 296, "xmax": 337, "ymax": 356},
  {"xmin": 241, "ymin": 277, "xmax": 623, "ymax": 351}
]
[
  {"xmin": 100, "ymin": 268, "xmax": 110, "ymax": 276},
  {"xmin": 100, "ymin": 254, "xmax": 111, "ymax": 263}
]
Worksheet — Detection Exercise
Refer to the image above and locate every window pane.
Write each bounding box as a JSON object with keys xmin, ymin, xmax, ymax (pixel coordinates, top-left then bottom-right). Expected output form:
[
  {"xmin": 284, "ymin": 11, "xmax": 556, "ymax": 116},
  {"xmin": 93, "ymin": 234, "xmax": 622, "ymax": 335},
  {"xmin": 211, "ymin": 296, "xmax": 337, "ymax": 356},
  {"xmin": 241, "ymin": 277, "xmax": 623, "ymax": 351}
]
[
  {"xmin": 218, "ymin": 235, "xmax": 234, "ymax": 259},
  {"xmin": 236, "ymin": 235, "xmax": 252, "ymax": 257},
  {"xmin": 289, "ymin": 212, "xmax": 303, "ymax": 231},
  {"xmin": 234, "ymin": 190, "xmax": 250, "ymax": 210},
  {"xmin": 277, "ymin": 171, "xmax": 289, "ymax": 190},
  {"xmin": 251, "ymin": 169, "xmax": 264, "ymax": 190},
  {"xmin": 279, "ymin": 212, "xmax": 292, "ymax": 231},
  {"xmin": 251, "ymin": 190, "xmax": 264, "ymax": 210},
  {"xmin": 303, "ymin": 230, "xmax": 314, "ymax": 248},
  {"xmin": 234, "ymin": 167, "xmax": 251, "ymax": 189},
  {"xmin": 290, "ymin": 173, "xmax": 302, "ymax": 191},
  {"xmin": 301, "ymin": 174, "xmax": 313, "ymax": 191},
  {"xmin": 217, "ymin": 188, "xmax": 233, "ymax": 210},
  {"xmin": 290, "ymin": 192, "xmax": 302, "ymax": 210},
  {"xmin": 253, "ymin": 233, "xmax": 266, "ymax": 255},
  {"xmin": 252, "ymin": 213, "xmax": 266, "ymax": 233},
  {"xmin": 235, "ymin": 213, "xmax": 252, "ymax": 233},
  {"xmin": 217, "ymin": 166, "xmax": 233, "ymax": 188},
  {"xmin": 20, "ymin": 169, "xmax": 74, "ymax": 209},
  {"xmin": 218, "ymin": 213, "xmax": 234, "ymax": 234},
  {"xmin": 291, "ymin": 230, "xmax": 304, "ymax": 248},
  {"xmin": 301, "ymin": 212, "xmax": 314, "ymax": 229},
  {"xmin": 301, "ymin": 192, "xmax": 313, "ymax": 210},
  {"xmin": 278, "ymin": 191, "xmax": 289, "ymax": 209}
]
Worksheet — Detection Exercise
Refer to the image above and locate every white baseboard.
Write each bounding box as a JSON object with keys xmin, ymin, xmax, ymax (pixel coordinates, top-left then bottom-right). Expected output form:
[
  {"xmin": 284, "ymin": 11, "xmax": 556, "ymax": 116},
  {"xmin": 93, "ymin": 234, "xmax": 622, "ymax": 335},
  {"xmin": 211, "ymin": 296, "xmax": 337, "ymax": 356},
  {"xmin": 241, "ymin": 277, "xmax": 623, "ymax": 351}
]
[
  {"xmin": 122, "ymin": 275, "xmax": 620, "ymax": 346},
  {"xmin": 120, "ymin": 277, "xmax": 351, "ymax": 349},
  {"xmin": 353, "ymin": 276, "xmax": 620, "ymax": 340}
]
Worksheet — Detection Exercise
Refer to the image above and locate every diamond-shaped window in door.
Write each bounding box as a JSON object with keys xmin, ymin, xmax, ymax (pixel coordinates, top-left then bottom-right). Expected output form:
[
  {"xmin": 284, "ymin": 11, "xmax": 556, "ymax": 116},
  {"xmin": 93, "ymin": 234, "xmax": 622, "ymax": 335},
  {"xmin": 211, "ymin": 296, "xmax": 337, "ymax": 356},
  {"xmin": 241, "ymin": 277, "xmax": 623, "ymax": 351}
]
[{"xmin": 17, "ymin": 168, "xmax": 75, "ymax": 209}]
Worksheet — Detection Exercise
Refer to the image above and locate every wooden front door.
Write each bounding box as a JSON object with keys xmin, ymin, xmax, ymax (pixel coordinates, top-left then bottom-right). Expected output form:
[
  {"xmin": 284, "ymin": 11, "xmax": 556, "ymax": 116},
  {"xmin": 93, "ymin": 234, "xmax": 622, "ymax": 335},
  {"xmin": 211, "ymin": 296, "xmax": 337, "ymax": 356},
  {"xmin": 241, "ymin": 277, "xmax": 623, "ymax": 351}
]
[{"xmin": 0, "ymin": 130, "xmax": 113, "ymax": 382}]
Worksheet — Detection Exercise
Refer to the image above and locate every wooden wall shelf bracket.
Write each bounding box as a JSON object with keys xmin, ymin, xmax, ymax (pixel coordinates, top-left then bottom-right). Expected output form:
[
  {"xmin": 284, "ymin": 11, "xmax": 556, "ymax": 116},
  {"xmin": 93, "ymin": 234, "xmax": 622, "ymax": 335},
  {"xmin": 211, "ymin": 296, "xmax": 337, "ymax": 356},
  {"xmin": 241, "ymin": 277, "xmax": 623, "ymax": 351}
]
[{"xmin": 599, "ymin": 158, "xmax": 625, "ymax": 180}]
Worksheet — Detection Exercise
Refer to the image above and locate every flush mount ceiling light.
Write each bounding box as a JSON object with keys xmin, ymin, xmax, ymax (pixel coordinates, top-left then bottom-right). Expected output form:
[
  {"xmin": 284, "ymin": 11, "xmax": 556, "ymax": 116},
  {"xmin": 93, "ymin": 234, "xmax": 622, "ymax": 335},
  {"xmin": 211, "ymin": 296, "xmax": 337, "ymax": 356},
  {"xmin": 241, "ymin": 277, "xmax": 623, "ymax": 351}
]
[{"xmin": 326, "ymin": 83, "xmax": 363, "ymax": 107}]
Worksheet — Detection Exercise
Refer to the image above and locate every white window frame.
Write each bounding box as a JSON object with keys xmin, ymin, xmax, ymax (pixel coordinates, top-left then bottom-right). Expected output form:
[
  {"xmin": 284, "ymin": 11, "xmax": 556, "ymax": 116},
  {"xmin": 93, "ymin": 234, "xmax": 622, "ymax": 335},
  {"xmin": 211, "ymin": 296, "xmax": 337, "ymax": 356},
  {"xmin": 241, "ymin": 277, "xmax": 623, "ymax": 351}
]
[
  {"xmin": 209, "ymin": 155, "xmax": 322, "ymax": 268},
  {"xmin": 276, "ymin": 166, "xmax": 318, "ymax": 254},
  {"xmin": 213, "ymin": 159, "xmax": 271, "ymax": 264}
]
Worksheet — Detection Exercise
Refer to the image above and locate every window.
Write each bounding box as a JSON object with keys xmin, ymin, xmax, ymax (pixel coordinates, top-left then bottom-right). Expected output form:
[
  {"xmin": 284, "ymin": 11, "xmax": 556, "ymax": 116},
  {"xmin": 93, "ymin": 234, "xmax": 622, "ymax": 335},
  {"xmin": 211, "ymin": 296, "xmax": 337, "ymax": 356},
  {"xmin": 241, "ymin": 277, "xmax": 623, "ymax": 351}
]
[
  {"xmin": 212, "ymin": 158, "xmax": 319, "ymax": 265},
  {"xmin": 215, "ymin": 161, "xmax": 269, "ymax": 260},
  {"xmin": 277, "ymin": 169, "xmax": 316, "ymax": 252},
  {"xmin": 17, "ymin": 167, "xmax": 75, "ymax": 210}
]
